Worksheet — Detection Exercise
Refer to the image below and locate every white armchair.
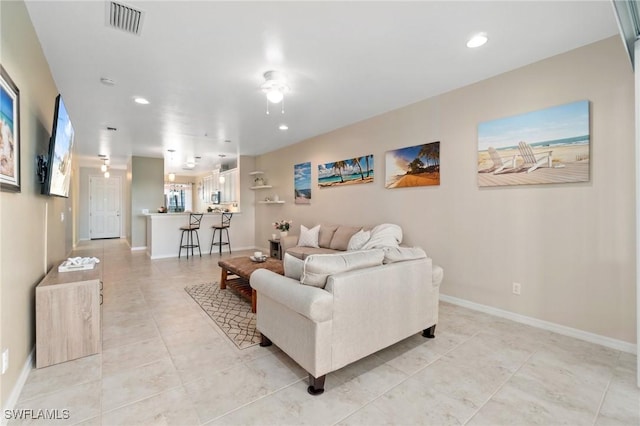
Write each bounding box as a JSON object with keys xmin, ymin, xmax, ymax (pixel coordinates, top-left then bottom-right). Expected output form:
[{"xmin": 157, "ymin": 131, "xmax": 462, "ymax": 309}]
[{"xmin": 250, "ymin": 253, "xmax": 442, "ymax": 394}]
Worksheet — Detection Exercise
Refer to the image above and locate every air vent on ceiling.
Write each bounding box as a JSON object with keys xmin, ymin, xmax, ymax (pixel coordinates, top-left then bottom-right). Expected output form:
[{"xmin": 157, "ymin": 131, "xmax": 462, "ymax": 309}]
[{"xmin": 107, "ymin": 1, "xmax": 144, "ymax": 35}]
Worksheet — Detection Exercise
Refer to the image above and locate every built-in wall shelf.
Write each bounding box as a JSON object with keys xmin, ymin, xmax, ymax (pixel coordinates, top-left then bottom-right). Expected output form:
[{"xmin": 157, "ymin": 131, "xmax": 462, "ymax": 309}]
[
  {"xmin": 250, "ymin": 185, "xmax": 273, "ymax": 190},
  {"xmin": 258, "ymin": 200, "xmax": 285, "ymax": 204},
  {"xmin": 249, "ymin": 171, "xmax": 264, "ymax": 175}
]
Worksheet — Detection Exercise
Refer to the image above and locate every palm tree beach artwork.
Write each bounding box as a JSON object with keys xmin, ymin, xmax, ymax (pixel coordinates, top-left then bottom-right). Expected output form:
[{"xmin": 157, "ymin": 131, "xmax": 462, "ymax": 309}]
[
  {"xmin": 318, "ymin": 155, "xmax": 374, "ymax": 188},
  {"xmin": 385, "ymin": 142, "xmax": 440, "ymax": 188}
]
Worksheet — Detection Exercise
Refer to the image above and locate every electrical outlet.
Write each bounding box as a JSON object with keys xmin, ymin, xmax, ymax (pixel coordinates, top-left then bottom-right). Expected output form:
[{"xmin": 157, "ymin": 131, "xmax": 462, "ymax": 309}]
[
  {"xmin": 512, "ymin": 282, "xmax": 521, "ymax": 295},
  {"xmin": 2, "ymin": 349, "xmax": 8, "ymax": 374}
]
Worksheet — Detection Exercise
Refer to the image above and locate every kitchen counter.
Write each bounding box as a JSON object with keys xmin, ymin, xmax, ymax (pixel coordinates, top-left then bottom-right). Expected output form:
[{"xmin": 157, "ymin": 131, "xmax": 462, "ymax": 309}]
[{"xmin": 145, "ymin": 211, "xmax": 241, "ymax": 259}]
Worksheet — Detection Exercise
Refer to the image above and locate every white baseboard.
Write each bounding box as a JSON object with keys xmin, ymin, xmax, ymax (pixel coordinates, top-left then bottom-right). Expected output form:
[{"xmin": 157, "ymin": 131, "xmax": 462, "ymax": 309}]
[
  {"xmin": 1, "ymin": 347, "xmax": 34, "ymax": 425},
  {"xmin": 130, "ymin": 246, "xmax": 147, "ymax": 251},
  {"xmin": 440, "ymin": 294, "xmax": 636, "ymax": 354}
]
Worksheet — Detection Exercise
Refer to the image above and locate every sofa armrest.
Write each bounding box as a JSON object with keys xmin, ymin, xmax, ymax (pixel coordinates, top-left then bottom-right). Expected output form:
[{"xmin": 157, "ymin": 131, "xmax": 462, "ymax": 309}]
[
  {"xmin": 280, "ymin": 235, "xmax": 299, "ymax": 254},
  {"xmin": 250, "ymin": 269, "xmax": 333, "ymax": 322}
]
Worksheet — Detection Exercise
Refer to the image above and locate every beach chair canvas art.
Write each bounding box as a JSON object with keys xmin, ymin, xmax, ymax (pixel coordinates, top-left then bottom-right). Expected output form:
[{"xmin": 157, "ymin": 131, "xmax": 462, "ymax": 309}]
[{"xmin": 477, "ymin": 100, "xmax": 590, "ymax": 187}]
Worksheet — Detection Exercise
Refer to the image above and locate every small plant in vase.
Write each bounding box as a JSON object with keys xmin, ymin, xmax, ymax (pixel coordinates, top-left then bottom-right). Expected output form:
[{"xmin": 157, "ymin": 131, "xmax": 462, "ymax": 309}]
[{"xmin": 273, "ymin": 219, "xmax": 292, "ymax": 238}]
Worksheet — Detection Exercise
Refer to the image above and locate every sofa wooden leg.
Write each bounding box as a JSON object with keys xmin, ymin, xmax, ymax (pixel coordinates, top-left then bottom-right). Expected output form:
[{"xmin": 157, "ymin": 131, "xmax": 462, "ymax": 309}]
[
  {"xmin": 259, "ymin": 334, "xmax": 272, "ymax": 347},
  {"xmin": 422, "ymin": 324, "xmax": 436, "ymax": 339},
  {"xmin": 307, "ymin": 374, "xmax": 325, "ymax": 395}
]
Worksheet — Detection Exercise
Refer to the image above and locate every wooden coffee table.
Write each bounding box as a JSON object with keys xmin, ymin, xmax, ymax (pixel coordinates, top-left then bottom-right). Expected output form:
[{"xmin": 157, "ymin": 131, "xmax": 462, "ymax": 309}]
[{"xmin": 218, "ymin": 256, "xmax": 284, "ymax": 313}]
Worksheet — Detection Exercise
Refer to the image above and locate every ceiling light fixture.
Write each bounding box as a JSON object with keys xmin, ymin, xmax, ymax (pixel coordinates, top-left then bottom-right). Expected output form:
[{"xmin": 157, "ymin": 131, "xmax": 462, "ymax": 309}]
[
  {"xmin": 167, "ymin": 149, "xmax": 176, "ymax": 182},
  {"xmin": 279, "ymin": 124, "xmax": 289, "ymax": 130},
  {"xmin": 466, "ymin": 33, "xmax": 488, "ymax": 48},
  {"xmin": 104, "ymin": 171, "xmax": 110, "ymax": 178},
  {"xmin": 261, "ymin": 70, "xmax": 289, "ymax": 115},
  {"xmin": 133, "ymin": 96, "xmax": 150, "ymax": 105},
  {"xmin": 100, "ymin": 157, "xmax": 109, "ymax": 173}
]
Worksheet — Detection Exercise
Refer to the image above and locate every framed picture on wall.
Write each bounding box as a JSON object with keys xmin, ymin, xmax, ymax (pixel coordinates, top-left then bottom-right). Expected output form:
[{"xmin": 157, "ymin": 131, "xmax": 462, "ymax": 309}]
[
  {"xmin": 477, "ymin": 100, "xmax": 590, "ymax": 187},
  {"xmin": 294, "ymin": 162, "xmax": 311, "ymax": 204},
  {"xmin": 318, "ymin": 155, "xmax": 373, "ymax": 188},
  {"xmin": 0, "ymin": 65, "xmax": 20, "ymax": 192},
  {"xmin": 385, "ymin": 141, "xmax": 440, "ymax": 188}
]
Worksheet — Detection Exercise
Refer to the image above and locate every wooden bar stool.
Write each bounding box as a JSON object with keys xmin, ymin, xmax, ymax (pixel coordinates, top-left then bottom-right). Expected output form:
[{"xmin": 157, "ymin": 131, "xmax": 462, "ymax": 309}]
[
  {"xmin": 210, "ymin": 212, "xmax": 233, "ymax": 255},
  {"xmin": 179, "ymin": 213, "xmax": 203, "ymax": 258}
]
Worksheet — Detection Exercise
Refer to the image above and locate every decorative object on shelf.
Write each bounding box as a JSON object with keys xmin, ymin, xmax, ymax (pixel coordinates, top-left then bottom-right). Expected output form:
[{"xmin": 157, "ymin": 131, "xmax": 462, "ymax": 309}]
[
  {"xmin": 477, "ymin": 100, "xmax": 590, "ymax": 187},
  {"xmin": 318, "ymin": 155, "xmax": 374, "ymax": 188},
  {"xmin": 254, "ymin": 176, "xmax": 265, "ymax": 186},
  {"xmin": 261, "ymin": 70, "xmax": 289, "ymax": 115},
  {"xmin": 207, "ymin": 206, "xmax": 213, "ymax": 212},
  {"xmin": 0, "ymin": 65, "xmax": 20, "ymax": 192},
  {"xmin": 273, "ymin": 194, "xmax": 280, "ymax": 202},
  {"xmin": 294, "ymin": 162, "xmax": 311, "ymax": 204},
  {"xmin": 157, "ymin": 206, "xmax": 167, "ymax": 213},
  {"xmin": 385, "ymin": 141, "xmax": 440, "ymax": 188},
  {"xmin": 58, "ymin": 257, "xmax": 100, "ymax": 272}
]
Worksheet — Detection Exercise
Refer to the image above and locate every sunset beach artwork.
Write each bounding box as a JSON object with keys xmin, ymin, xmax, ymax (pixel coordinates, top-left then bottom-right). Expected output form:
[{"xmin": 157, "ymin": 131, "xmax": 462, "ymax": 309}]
[
  {"xmin": 478, "ymin": 100, "xmax": 590, "ymax": 187},
  {"xmin": 385, "ymin": 141, "xmax": 440, "ymax": 188},
  {"xmin": 294, "ymin": 162, "xmax": 311, "ymax": 204},
  {"xmin": 318, "ymin": 155, "xmax": 373, "ymax": 188}
]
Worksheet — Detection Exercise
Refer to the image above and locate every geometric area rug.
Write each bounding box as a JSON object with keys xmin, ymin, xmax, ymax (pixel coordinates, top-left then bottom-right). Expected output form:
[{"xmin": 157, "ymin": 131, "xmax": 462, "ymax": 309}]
[{"xmin": 185, "ymin": 282, "xmax": 261, "ymax": 349}]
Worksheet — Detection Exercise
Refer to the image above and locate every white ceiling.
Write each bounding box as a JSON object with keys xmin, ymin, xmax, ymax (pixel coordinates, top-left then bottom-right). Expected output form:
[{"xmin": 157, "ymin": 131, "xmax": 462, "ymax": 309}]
[{"xmin": 24, "ymin": 1, "xmax": 620, "ymax": 176}]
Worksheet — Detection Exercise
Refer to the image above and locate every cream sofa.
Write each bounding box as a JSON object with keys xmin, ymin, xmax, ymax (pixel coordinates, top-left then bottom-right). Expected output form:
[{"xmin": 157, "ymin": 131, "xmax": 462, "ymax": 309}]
[
  {"xmin": 250, "ymin": 247, "xmax": 443, "ymax": 395},
  {"xmin": 280, "ymin": 224, "xmax": 368, "ymax": 259}
]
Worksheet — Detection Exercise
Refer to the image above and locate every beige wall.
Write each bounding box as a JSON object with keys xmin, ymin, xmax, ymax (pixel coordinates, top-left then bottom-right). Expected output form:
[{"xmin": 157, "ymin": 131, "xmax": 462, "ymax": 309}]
[
  {"xmin": 255, "ymin": 37, "xmax": 636, "ymax": 344},
  {"xmin": 0, "ymin": 1, "xmax": 72, "ymax": 407},
  {"xmin": 130, "ymin": 156, "xmax": 164, "ymax": 248}
]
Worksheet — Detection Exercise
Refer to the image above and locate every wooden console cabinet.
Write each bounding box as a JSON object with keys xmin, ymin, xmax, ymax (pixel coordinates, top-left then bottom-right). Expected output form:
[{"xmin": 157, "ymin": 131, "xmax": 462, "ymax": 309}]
[{"xmin": 35, "ymin": 265, "xmax": 102, "ymax": 368}]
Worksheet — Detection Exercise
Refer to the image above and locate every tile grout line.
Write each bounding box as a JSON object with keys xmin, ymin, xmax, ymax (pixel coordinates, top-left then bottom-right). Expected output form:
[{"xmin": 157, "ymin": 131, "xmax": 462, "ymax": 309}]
[
  {"xmin": 590, "ymin": 351, "xmax": 619, "ymax": 426},
  {"xmin": 330, "ymin": 329, "xmax": 479, "ymax": 426},
  {"xmin": 462, "ymin": 349, "xmax": 537, "ymax": 425}
]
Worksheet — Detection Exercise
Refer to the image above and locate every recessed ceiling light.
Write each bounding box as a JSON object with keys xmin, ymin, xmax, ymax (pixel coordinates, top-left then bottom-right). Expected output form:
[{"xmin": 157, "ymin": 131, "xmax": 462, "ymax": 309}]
[
  {"xmin": 279, "ymin": 124, "xmax": 289, "ymax": 130},
  {"xmin": 106, "ymin": 126, "xmax": 117, "ymax": 131},
  {"xmin": 224, "ymin": 139, "xmax": 232, "ymax": 143},
  {"xmin": 219, "ymin": 154, "xmax": 226, "ymax": 158},
  {"xmin": 133, "ymin": 97, "xmax": 149, "ymax": 105},
  {"xmin": 467, "ymin": 33, "xmax": 488, "ymax": 48}
]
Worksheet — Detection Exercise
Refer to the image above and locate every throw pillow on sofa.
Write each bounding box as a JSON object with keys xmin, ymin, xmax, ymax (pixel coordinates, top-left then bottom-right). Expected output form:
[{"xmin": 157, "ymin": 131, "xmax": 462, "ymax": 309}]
[
  {"xmin": 283, "ymin": 253, "xmax": 304, "ymax": 280},
  {"xmin": 300, "ymin": 249, "xmax": 385, "ymax": 288},
  {"xmin": 318, "ymin": 224, "xmax": 339, "ymax": 248},
  {"xmin": 361, "ymin": 223, "xmax": 403, "ymax": 250},
  {"xmin": 329, "ymin": 226, "xmax": 361, "ymax": 251},
  {"xmin": 298, "ymin": 225, "xmax": 320, "ymax": 248},
  {"xmin": 348, "ymin": 229, "xmax": 371, "ymax": 251}
]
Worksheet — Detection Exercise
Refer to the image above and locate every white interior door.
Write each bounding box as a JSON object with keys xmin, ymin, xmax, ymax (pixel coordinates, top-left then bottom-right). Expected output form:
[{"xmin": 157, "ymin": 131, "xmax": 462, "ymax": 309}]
[{"xmin": 90, "ymin": 175, "xmax": 121, "ymax": 239}]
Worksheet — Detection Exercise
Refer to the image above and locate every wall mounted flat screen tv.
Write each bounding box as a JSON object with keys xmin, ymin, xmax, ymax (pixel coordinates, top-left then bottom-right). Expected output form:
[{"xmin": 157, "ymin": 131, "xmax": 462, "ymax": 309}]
[{"xmin": 43, "ymin": 94, "xmax": 74, "ymax": 197}]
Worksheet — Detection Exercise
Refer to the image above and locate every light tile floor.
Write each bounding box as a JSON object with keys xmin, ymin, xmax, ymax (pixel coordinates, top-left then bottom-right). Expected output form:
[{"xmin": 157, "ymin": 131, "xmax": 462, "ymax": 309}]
[{"xmin": 9, "ymin": 239, "xmax": 640, "ymax": 425}]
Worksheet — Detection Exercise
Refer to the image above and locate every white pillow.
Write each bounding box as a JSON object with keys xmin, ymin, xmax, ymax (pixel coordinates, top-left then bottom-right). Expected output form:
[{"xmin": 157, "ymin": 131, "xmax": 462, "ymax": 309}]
[
  {"xmin": 283, "ymin": 253, "xmax": 304, "ymax": 280},
  {"xmin": 301, "ymin": 249, "xmax": 385, "ymax": 288},
  {"xmin": 298, "ymin": 225, "xmax": 320, "ymax": 248},
  {"xmin": 361, "ymin": 224, "xmax": 403, "ymax": 250},
  {"xmin": 347, "ymin": 229, "xmax": 371, "ymax": 251}
]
